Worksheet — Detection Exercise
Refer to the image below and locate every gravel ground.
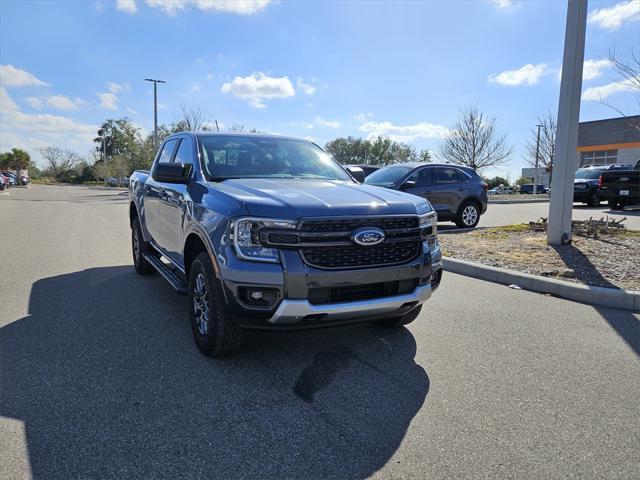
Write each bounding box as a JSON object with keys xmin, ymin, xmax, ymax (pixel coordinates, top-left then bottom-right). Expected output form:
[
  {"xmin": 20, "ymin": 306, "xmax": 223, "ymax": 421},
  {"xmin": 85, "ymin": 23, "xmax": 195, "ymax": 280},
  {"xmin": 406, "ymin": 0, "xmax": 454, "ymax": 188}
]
[{"xmin": 439, "ymin": 224, "xmax": 640, "ymax": 291}]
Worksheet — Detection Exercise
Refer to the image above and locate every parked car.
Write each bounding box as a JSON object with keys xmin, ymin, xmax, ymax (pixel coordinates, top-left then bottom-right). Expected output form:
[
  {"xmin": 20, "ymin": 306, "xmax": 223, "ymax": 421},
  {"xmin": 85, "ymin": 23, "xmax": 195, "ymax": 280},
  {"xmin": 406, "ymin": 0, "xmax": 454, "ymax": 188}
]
[
  {"xmin": 518, "ymin": 183, "xmax": 548, "ymax": 194},
  {"xmin": 129, "ymin": 133, "xmax": 443, "ymax": 357},
  {"xmin": 344, "ymin": 165, "xmax": 381, "ymax": 183},
  {"xmin": 364, "ymin": 163, "xmax": 488, "ymax": 228},
  {"xmin": 0, "ymin": 174, "xmax": 7, "ymax": 191},
  {"xmin": 573, "ymin": 165, "xmax": 613, "ymax": 206},
  {"xmin": 598, "ymin": 160, "xmax": 640, "ymax": 210},
  {"xmin": 487, "ymin": 187, "xmax": 501, "ymax": 195},
  {"xmin": 1, "ymin": 172, "xmax": 16, "ymax": 186}
]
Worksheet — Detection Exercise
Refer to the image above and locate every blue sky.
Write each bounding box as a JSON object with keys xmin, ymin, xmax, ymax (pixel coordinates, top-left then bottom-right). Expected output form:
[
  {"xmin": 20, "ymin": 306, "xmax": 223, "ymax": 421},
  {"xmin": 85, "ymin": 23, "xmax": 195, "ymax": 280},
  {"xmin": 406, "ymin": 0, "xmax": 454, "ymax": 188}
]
[{"xmin": 0, "ymin": 0, "xmax": 638, "ymax": 180}]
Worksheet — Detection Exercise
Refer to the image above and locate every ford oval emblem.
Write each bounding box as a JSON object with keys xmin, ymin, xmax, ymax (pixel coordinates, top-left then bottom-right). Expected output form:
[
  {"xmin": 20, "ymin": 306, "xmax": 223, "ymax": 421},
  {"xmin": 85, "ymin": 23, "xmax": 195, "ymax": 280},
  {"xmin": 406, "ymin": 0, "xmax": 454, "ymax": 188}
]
[
  {"xmin": 619, "ymin": 177, "xmax": 629, "ymax": 182},
  {"xmin": 352, "ymin": 227, "xmax": 385, "ymax": 246}
]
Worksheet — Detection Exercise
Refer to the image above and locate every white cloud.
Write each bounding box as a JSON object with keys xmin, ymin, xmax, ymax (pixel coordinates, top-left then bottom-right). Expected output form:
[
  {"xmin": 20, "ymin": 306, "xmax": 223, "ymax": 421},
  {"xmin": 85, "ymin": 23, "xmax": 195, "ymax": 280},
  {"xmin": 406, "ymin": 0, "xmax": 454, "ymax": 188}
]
[
  {"xmin": 97, "ymin": 92, "xmax": 118, "ymax": 109},
  {"xmin": 126, "ymin": 107, "xmax": 139, "ymax": 115},
  {"xmin": 221, "ymin": 72, "xmax": 295, "ymax": 108},
  {"xmin": 107, "ymin": 82, "xmax": 130, "ymax": 94},
  {"xmin": 314, "ymin": 116, "xmax": 340, "ymax": 128},
  {"xmin": 485, "ymin": 0, "xmax": 513, "ymax": 9},
  {"xmin": 582, "ymin": 59, "xmax": 613, "ymax": 80},
  {"xmin": 0, "ymin": 64, "xmax": 49, "ymax": 87},
  {"xmin": 489, "ymin": 63, "xmax": 547, "ymax": 86},
  {"xmin": 117, "ymin": 0, "xmax": 137, "ymax": 13},
  {"xmin": 582, "ymin": 76, "xmax": 639, "ymax": 101},
  {"xmin": 353, "ymin": 112, "xmax": 373, "ymax": 122},
  {"xmin": 588, "ymin": 1, "xmax": 640, "ymax": 31},
  {"xmin": 359, "ymin": 120, "xmax": 449, "ymax": 142},
  {"xmin": 0, "ymin": 88, "xmax": 97, "ymax": 163},
  {"xmin": 45, "ymin": 95, "xmax": 79, "ymax": 111},
  {"xmin": 25, "ymin": 96, "xmax": 44, "ymax": 110},
  {"xmin": 297, "ymin": 78, "xmax": 316, "ymax": 95},
  {"xmin": 144, "ymin": 0, "xmax": 272, "ymax": 16},
  {"xmin": 205, "ymin": 73, "xmax": 214, "ymax": 81}
]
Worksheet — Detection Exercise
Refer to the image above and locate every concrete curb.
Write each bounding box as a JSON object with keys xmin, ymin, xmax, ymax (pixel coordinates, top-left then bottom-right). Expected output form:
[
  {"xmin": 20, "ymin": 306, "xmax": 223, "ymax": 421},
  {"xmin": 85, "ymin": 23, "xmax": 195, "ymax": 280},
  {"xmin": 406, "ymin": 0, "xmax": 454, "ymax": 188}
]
[
  {"xmin": 488, "ymin": 199, "xmax": 549, "ymax": 204},
  {"xmin": 443, "ymin": 257, "xmax": 640, "ymax": 312}
]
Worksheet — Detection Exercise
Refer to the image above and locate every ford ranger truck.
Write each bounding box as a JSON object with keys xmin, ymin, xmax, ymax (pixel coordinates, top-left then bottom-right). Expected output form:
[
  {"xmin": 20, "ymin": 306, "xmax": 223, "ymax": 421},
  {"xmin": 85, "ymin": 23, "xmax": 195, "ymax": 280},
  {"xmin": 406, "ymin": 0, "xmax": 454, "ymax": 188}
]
[{"xmin": 129, "ymin": 132, "xmax": 442, "ymax": 356}]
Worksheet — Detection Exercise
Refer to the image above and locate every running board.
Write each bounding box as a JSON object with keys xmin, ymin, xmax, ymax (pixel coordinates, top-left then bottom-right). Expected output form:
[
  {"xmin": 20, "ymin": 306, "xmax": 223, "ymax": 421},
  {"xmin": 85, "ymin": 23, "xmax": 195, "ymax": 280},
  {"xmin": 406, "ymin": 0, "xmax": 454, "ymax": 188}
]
[{"xmin": 144, "ymin": 254, "xmax": 188, "ymax": 295}]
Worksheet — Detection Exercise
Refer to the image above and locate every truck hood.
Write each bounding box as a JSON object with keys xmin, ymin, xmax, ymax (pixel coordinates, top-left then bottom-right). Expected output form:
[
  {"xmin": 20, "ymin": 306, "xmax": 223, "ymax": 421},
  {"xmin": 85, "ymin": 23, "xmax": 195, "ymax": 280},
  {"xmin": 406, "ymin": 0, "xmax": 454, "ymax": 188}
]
[{"xmin": 214, "ymin": 179, "xmax": 430, "ymax": 218}]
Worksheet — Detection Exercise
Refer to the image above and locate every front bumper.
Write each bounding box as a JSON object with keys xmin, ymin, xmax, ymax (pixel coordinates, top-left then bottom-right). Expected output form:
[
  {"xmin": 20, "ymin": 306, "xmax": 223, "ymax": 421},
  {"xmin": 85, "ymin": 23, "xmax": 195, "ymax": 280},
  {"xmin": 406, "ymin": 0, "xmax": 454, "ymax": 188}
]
[
  {"xmin": 268, "ymin": 283, "xmax": 431, "ymax": 325},
  {"xmin": 220, "ymin": 240, "xmax": 441, "ymax": 329}
]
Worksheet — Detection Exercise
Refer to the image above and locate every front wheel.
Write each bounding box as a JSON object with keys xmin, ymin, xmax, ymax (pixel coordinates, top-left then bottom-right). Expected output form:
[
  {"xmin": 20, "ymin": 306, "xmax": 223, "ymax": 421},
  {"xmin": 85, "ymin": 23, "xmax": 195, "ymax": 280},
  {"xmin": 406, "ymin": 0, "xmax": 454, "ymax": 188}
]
[
  {"xmin": 132, "ymin": 218, "xmax": 155, "ymax": 275},
  {"xmin": 189, "ymin": 252, "xmax": 243, "ymax": 357},
  {"xmin": 455, "ymin": 201, "xmax": 481, "ymax": 228}
]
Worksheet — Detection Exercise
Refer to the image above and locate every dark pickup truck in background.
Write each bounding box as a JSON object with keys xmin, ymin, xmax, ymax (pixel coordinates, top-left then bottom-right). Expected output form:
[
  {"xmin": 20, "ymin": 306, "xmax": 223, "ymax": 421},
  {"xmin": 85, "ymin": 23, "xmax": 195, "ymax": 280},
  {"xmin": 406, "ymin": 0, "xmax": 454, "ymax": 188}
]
[
  {"xmin": 129, "ymin": 132, "xmax": 442, "ymax": 356},
  {"xmin": 599, "ymin": 160, "xmax": 640, "ymax": 210}
]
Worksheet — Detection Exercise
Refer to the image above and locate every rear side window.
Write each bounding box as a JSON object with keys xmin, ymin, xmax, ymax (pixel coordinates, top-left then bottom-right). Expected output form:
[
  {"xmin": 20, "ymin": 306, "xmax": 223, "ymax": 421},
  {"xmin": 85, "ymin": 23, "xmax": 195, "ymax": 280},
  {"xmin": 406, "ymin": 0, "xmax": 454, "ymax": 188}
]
[
  {"xmin": 435, "ymin": 167, "xmax": 461, "ymax": 185},
  {"xmin": 173, "ymin": 139, "xmax": 193, "ymax": 166},
  {"xmin": 157, "ymin": 139, "xmax": 178, "ymax": 164}
]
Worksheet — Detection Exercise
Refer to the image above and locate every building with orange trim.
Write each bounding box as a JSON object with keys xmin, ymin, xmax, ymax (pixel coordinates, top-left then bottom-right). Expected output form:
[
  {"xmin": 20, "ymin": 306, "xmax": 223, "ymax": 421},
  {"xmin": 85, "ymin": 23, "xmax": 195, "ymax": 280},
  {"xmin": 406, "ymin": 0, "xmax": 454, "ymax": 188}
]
[
  {"xmin": 521, "ymin": 115, "xmax": 640, "ymax": 187},
  {"xmin": 576, "ymin": 115, "xmax": 640, "ymax": 167}
]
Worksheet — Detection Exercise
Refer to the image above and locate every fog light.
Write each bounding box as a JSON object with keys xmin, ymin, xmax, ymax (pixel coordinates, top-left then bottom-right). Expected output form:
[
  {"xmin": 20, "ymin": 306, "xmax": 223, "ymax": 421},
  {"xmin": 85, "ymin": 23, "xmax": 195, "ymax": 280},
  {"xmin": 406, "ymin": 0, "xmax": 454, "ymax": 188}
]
[{"xmin": 238, "ymin": 287, "xmax": 279, "ymax": 308}]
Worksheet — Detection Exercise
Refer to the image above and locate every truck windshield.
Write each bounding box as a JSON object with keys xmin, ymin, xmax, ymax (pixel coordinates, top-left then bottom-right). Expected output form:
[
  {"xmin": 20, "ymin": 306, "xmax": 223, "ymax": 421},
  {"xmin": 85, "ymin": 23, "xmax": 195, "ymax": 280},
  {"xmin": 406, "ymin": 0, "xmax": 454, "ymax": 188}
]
[{"xmin": 198, "ymin": 135, "xmax": 352, "ymax": 181}]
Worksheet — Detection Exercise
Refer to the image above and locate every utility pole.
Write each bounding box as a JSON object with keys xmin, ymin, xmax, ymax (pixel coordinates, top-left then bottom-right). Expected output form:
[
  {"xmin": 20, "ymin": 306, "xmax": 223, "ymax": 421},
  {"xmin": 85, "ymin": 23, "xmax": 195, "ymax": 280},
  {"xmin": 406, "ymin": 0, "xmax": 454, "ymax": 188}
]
[
  {"xmin": 548, "ymin": 0, "xmax": 587, "ymax": 246},
  {"xmin": 144, "ymin": 78, "xmax": 166, "ymax": 150},
  {"xmin": 534, "ymin": 124, "xmax": 542, "ymax": 196}
]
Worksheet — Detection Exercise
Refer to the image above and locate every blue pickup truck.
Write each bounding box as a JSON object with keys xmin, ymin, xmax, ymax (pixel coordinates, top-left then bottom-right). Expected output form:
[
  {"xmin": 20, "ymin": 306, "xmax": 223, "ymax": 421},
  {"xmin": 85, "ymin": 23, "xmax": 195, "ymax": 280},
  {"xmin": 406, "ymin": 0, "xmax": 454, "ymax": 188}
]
[{"xmin": 129, "ymin": 132, "xmax": 442, "ymax": 356}]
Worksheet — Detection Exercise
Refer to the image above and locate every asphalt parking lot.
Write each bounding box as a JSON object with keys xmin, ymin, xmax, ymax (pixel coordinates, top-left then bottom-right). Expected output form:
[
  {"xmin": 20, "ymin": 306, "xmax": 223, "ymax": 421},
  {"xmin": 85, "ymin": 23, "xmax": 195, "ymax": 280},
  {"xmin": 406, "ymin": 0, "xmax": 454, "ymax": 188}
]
[{"xmin": 1, "ymin": 185, "xmax": 639, "ymax": 479}]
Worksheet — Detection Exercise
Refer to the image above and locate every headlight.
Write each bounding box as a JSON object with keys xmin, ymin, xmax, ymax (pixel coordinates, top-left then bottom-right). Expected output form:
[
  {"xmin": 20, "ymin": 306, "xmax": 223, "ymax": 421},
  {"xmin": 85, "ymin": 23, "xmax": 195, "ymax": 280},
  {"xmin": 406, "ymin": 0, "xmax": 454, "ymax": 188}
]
[
  {"xmin": 231, "ymin": 217, "xmax": 296, "ymax": 263},
  {"xmin": 418, "ymin": 209, "xmax": 438, "ymax": 249}
]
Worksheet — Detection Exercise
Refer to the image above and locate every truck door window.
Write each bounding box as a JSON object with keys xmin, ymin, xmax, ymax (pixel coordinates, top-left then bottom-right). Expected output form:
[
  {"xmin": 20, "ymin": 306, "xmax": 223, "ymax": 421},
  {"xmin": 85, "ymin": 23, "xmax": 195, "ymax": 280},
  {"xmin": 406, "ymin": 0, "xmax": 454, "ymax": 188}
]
[
  {"xmin": 173, "ymin": 139, "xmax": 193, "ymax": 167},
  {"xmin": 157, "ymin": 139, "xmax": 178, "ymax": 164}
]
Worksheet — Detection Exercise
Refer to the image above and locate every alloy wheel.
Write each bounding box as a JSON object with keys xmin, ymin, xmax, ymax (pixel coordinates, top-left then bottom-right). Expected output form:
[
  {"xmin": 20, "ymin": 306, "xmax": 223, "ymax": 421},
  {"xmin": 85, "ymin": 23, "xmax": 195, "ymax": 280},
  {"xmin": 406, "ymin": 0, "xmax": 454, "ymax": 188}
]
[
  {"xmin": 462, "ymin": 205, "xmax": 478, "ymax": 226},
  {"xmin": 193, "ymin": 273, "xmax": 209, "ymax": 335}
]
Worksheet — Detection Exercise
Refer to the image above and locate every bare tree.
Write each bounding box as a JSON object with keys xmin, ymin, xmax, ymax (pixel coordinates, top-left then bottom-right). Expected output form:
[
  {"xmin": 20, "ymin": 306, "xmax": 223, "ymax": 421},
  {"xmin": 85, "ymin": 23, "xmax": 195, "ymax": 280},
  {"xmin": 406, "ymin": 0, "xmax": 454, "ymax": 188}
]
[
  {"xmin": 524, "ymin": 112, "xmax": 556, "ymax": 169},
  {"xmin": 440, "ymin": 105, "xmax": 512, "ymax": 170},
  {"xmin": 173, "ymin": 105, "xmax": 213, "ymax": 132},
  {"xmin": 600, "ymin": 49, "xmax": 640, "ymax": 130},
  {"xmin": 39, "ymin": 146, "xmax": 81, "ymax": 179}
]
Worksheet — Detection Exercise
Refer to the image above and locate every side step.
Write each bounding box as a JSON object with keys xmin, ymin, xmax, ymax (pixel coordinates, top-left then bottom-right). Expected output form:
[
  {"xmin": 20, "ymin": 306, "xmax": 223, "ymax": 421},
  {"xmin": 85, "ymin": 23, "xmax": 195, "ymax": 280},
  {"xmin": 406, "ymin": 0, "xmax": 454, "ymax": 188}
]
[{"xmin": 144, "ymin": 254, "xmax": 188, "ymax": 295}]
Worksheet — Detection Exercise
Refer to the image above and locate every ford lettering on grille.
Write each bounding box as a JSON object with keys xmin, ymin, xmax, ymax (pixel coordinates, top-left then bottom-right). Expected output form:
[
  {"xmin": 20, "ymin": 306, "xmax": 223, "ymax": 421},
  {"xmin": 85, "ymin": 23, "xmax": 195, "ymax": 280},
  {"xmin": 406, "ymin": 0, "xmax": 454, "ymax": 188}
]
[{"xmin": 352, "ymin": 228, "xmax": 385, "ymax": 246}]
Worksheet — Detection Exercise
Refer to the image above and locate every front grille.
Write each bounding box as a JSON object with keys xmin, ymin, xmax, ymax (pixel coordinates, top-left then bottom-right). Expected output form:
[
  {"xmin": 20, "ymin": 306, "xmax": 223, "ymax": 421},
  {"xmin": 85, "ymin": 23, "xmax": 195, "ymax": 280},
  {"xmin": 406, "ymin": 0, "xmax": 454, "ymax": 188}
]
[
  {"xmin": 301, "ymin": 241, "xmax": 420, "ymax": 269},
  {"xmin": 300, "ymin": 217, "xmax": 418, "ymax": 232},
  {"xmin": 308, "ymin": 278, "xmax": 418, "ymax": 305}
]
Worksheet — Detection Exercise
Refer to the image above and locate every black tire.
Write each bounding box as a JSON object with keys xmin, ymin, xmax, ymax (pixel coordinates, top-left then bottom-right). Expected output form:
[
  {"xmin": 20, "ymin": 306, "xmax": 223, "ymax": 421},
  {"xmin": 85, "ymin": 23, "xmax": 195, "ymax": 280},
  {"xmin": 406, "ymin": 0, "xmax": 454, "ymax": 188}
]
[
  {"xmin": 377, "ymin": 305, "xmax": 422, "ymax": 328},
  {"xmin": 131, "ymin": 218, "xmax": 155, "ymax": 275},
  {"xmin": 608, "ymin": 199, "xmax": 625, "ymax": 210},
  {"xmin": 188, "ymin": 252, "xmax": 243, "ymax": 357},
  {"xmin": 587, "ymin": 191, "xmax": 600, "ymax": 207},
  {"xmin": 455, "ymin": 201, "xmax": 481, "ymax": 229}
]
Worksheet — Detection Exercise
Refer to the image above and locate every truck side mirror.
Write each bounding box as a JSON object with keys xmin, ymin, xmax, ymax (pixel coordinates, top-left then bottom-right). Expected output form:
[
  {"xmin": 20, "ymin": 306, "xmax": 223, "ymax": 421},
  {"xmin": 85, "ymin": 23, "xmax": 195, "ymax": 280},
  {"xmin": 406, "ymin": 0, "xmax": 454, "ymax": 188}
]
[{"xmin": 153, "ymin": 163, "xmax": 192, "ymax": 184}]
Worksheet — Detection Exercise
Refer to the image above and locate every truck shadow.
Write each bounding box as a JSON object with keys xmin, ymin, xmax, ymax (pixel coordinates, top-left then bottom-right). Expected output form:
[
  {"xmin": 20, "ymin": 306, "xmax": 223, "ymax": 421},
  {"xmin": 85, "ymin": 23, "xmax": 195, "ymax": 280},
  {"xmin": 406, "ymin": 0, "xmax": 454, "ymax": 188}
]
[{"xmin": 0, "ymin": 266, "xmax": 429, "ymax": 479}]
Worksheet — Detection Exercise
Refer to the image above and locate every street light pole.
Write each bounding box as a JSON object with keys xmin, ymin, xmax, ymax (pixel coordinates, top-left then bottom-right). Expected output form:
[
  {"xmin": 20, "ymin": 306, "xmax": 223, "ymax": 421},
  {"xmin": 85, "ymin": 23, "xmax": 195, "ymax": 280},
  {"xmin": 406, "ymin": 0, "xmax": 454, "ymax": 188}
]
[
  {"xmin": 534, "ymin": 124, "xmax": 542, "ymax": 196},
  {"xmin": 144, "ymin": 78, "xmax": 166, "ymax": 150},
  {"xmin": 547, "ymin": 0, "xmax": 587, "ymax": 246}
]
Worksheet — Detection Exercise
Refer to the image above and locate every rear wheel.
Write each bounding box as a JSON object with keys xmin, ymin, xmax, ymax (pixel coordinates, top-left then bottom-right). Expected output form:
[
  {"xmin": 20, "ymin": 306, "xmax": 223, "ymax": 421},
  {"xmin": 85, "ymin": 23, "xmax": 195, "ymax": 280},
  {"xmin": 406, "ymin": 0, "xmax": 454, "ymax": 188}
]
[
  {"xmin": 189, "ymin": 252, "xmax": 242, "ymax": 357},
  {"xmin": 608, "ymin": 199, "xmax": 625, "ymax": 210},
  {"xmin": 132, "ymin": 218, "xmax": 155, "ymax": 275},
  {"xmin": 587, "ymin": 191, "xmax": 600, "ymax": 207},
  {"xmin": 377, "ymin": 305, "xmax": 422, "ymax": 328},
  {"xmin": 455, "ymin": 201, "xmax": 480, "ymax": 228}
]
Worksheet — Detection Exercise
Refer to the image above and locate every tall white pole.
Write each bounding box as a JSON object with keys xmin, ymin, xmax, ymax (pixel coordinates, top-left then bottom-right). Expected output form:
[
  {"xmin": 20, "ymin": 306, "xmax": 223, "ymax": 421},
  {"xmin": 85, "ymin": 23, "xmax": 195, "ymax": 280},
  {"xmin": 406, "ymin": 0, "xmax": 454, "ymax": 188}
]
[{"xmin": 547, "ymin": 0, "xmax": 588, "ymax": 246}]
